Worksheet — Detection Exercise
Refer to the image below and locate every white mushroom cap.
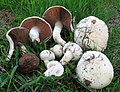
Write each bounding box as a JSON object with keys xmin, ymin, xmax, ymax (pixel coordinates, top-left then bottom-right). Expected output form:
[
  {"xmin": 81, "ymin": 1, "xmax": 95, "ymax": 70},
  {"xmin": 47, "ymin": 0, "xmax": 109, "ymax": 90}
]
[
  {"xmin": 44, "ymin": 61, "xmax": 64, "ymax": 77},
  {"xmin": 63, "ymin": 42, "xmax": 83, "ymax": 61},
  {"xmin": 40, "ymin": 50, "xmax": 55, "ymax": 66},
  {"xmin": 74, "ymin": 16, "xmax": 108, "ymax": 51},
  {"xmin": 76, "ymin": 51, "xmax": 114, "ymax": 89},
  {"xmin": 60, "ymin": 42, "xmax": 83, "ymax": 65},
  {"xmin": 50, "ymin": 44, "xmax": 63, "ymax": 58}
]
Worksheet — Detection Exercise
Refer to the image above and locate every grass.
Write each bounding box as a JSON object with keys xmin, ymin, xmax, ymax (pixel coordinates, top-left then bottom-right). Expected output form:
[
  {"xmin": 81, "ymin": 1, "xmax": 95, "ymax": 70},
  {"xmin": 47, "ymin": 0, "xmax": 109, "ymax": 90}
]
[{"xmin": 0, "ymin": 0, "xmax": 120, "ymax": 92}]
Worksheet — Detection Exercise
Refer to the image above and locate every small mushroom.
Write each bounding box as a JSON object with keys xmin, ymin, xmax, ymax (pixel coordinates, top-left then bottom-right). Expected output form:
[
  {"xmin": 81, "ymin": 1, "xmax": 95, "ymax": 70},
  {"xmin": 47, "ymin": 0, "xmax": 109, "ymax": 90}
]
[
  {"xmin": 43, "ymin": 6, "xmax": 74, "ymax": 46},
  {"xmin": 18, "ymin": 42, "xmax": 39, "ymax": 73},
  {"xmin": 60, "ymin": 42, "xmax": 83, "ymax": 65},
  {"xmin": 44, "ymin": 61, "xmax": 64, "ymax": 77},
  {"xmin": 6, "ymin": 27, "xmax": 29, "ymax": 61},
  {"xmin": 40, "ymin": 50, "xmax": 55, "ymax": 67},
  {"xmin": 50, "ymin": 44, "xmax": 63, "ymax": 58},
  {"xmin": 20, "ymin": 16, "xmax": 52, "ymax": 43},
  {"xmin": 74, "ymin": 16, "xmax": 108, "ymax": 51},
  {"xmin": 76, "ymin": 51, "xmax": 114, "ymax": 89}
]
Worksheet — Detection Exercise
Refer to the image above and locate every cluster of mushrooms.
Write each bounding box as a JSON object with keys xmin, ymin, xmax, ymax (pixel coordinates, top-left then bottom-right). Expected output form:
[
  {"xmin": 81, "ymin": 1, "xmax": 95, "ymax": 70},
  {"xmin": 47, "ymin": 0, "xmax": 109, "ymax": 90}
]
[{"xmin": 6, "ymin": 6, "xmax": 114, "ymax": 89}]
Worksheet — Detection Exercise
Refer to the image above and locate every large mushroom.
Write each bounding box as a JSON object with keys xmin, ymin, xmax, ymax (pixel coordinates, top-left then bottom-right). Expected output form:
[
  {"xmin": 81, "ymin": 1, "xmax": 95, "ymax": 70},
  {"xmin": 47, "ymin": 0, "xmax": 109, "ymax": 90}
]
[
  {"xmin": 76, "ymin": 51, "xmax": 114, "ymax": 89},
  {"xmin": 6, "ymin": 27, "xmax": 29, "ymax": 61},
  {"xmin": 43, "ymin": 6, "xmax": 74, "ymax": 46},
  {"xmin": 74, "ymin": 16, "xmax": 108, "ymax": 51},
  {"xmin": 60, "ymin": 42, "xmax": 83, "ymax": 65},
  {"xmin": 20, "ymin": 16, "xmax": 52, "ymax": 43}
]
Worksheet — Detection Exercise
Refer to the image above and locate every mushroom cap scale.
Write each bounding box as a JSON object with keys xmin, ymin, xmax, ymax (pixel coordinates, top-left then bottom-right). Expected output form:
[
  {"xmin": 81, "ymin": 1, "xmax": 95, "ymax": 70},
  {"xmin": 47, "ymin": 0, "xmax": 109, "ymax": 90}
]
[
  {"xmin": 43, "ymin": 6, "xmax": 73, "ymax": 31},
  {"xmin": 20, "ymin": 16, "xmax": 52, "ymax": 43},
  {"xmin": 76, "ymin": 51, "xmax": 114, "ymax": 89}
]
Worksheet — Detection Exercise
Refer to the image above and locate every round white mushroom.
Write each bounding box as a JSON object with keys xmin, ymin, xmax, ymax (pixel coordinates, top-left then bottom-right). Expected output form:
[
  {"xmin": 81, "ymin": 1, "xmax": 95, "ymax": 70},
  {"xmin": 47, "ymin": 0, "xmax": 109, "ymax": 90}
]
[
  {"xmin": 44, "ymin": 61, "xmax": 64, "ymax": 77},
  {"xmin": 40, "ymin": 50, "xmax": 55, "ymax": 67},
  {"xmin": 50, "ymin": 44, "xmax": 63, "ymax": 58},
  {"xmin": 74, "ymin": 16, "xmax": 108, "ymax": 51},
  {"xmin": 76, "ymin": 51, "xmax": 114, "ymax": 89},
  {"xmin": 60, "ymin": 42, "xmax": 83, "ymax": 65}
]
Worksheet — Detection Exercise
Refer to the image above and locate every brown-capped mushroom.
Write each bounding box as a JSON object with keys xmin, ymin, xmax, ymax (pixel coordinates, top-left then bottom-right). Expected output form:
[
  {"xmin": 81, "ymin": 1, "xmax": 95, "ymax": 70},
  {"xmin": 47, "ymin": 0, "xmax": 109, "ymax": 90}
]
[
  {"xmin": 18, "ymin": 42, "xmax": 39, "ymax": 73},
  {"xmin": 20, "ymin": 16, "xmax": 52, "ymax": 43},
  {"xmin": 6, "ymin": 27, "xmax": 29, "ymax": 61},
  {"xmin": 43, "ymin": 6, "xmax": 73, "ymax": 46}
]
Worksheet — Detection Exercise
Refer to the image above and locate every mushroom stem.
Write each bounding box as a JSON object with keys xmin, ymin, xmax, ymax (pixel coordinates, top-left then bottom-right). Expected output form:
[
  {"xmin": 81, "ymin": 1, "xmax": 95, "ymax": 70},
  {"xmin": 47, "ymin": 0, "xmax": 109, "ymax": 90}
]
[
  {"xmin": 53, "ymin": 21, "xmax": 66, "ymax": 46},
  {"xmin": 44, "ymin": 60, "xmax": 49, "ymax": 67},
  {"xmin": 60, "ymin": 50, "xmax": 73, "ymax": 65},
  {"xmin": 29, "ymin": 26, "xmax": 40, "ymax": 42},
  {"xmin": 6, "ymin": 31, "xmax": 14, "ymax": 61},
  {"xmin": 17, "ymin": 42, "xmax": 28, "ymax": 55}
]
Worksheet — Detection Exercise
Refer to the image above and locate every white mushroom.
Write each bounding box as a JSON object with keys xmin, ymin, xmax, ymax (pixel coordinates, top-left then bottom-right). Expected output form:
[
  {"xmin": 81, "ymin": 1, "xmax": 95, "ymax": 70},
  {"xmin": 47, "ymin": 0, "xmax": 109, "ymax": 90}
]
[
  {"xmin": 40, "ymin": 50, "xmax": 55, "ymax": 66},
  {"xmin": 60, "ymin": 42, "xmax": 83, "ymax": 65},
  {"xmin": 50, "ymin": 44, "xmax": 63, "ymax": 58},
  {"xmin": 44, "ymin": 61, "xmax": 64, "ymax": 77},
  {"xmin": 76, "ymin": 51, "xmax": 114, "ymax": 89},
  {"xmin": 74, "ymin": 16, "xmax": 108, "ymax": 51},
  {"xmin": 43, "ymin": 6, "xmax": 73, "ymax": 46}
]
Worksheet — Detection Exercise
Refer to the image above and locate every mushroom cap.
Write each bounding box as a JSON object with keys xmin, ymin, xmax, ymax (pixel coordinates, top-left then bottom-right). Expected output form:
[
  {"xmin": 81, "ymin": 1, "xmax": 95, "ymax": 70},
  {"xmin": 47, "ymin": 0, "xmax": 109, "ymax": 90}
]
[
  {"xmin": 18, "ymin": 53, "xmax": 39, "ymax": 73},
  {"xmin": 20, "ymin": 16, "xmax": 52, "ymax": 43},
  {"xmin": 50, "ymin": 44, "xmax": 63, "ymax": 58},
  {"xmin": 40, "ymin": 50, "xmax": 55, "ymax": 61},
  {"xmin": 44, "ymin": 61, "xmax": 64, "ymax": 76},
  {"xmin": 43, "ymin": 6, "xmax": 73, "ymax": 31},
  {"xmin": 7, "ymin": 27, "xmax": 29, "ymax": 47},
  {"xmin": 63, "ymin": 42, "xmax": 83, "ymax": 61},
  {"xmin": 74, "ymin": 16, "xmax": 108, "ymax": 51},
  {"xmin": 76, "ymin": 51, "xmax": 114, "ymax": 89}
]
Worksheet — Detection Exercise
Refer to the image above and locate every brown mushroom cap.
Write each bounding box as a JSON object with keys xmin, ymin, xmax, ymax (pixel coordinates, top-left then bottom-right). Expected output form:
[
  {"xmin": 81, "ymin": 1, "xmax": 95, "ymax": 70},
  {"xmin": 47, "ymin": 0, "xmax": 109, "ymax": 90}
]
[
  {"xmin": 8, "ymin": 27, "xmax": 29, "ymax": 47},
  {"xmin": 20, "ymin": 16, "xmax": 52, "ymax": 43},
  {"xmin": 43, "ymin": 6, "xmax": 73, "ymax": 31},
  {"xmin": 18, "ymin": 53, "xmax": 40, "ymax": 73}
]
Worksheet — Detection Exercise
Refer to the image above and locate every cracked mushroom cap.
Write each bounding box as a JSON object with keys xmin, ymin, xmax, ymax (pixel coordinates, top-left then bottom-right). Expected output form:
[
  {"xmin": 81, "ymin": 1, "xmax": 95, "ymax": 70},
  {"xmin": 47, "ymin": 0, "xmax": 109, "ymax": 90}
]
[
  {"xmin": 20, "ymin": 16, "xmax": 52, "ymax": 43},
  {"xmin": 74, "ymin": 16, "xmax": 108, "ymax": 51},
  {"xmin": 43, "ymin": 6, "xmax": 74, "ymax": 31},
  {"xmin": 76, "ymin": 51, "xmax": 114, "ymax": 89}
]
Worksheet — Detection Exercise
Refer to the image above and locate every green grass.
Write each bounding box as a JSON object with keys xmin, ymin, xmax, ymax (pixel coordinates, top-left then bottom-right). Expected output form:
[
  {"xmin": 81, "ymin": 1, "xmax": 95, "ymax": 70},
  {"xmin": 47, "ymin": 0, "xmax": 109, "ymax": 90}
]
[{"xmin": 0, "ymin": 0, "xmax": 120, "ymax": 92}]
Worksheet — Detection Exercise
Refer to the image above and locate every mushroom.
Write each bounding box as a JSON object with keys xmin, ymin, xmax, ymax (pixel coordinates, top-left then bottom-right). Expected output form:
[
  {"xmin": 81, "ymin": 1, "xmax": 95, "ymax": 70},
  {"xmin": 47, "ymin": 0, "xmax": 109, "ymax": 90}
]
[
  {"xmin": 74, "ymin": 16, "xmax": 108, "ymax": 51},
  {"xmin": 60, "ymin": 42, "xmax": 83, "ymax": 65},
  {"xmin": 50, "ymin": 44, "xmax": 63, "ymax": 58},
  {"xmin": 6, "ymin": 27, "xmax": 29, "ymax": 61},
  {"xmin": 20, "ymin": 16, "xmax": 52, "ymax": 43},
  {"xmin": 44, "ymin": 61, "xmax": 64, "ymax": 77},
  {"xmin": 76, "ymin": 51, "xmax": 114, "ymax": 89},
  {"xmin": 40, "ymin": 50, "xmax": 55, "ymax": 67},
  {"xmin": 18, "ymin": 42, "xmax": 39, "ymax": 73},
  {"xmin": 43, "ymin": 6, "xmax": 74, "ymax": 46}
]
